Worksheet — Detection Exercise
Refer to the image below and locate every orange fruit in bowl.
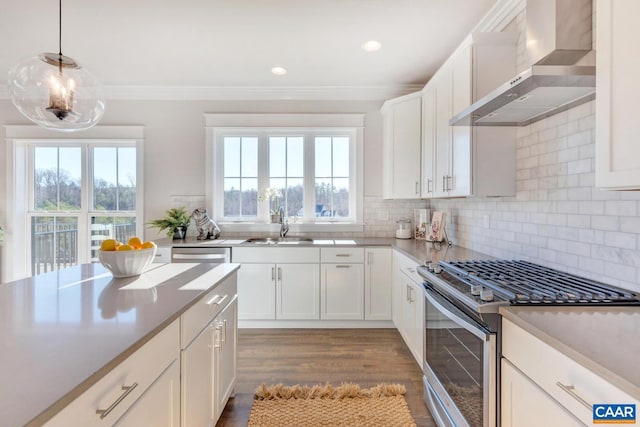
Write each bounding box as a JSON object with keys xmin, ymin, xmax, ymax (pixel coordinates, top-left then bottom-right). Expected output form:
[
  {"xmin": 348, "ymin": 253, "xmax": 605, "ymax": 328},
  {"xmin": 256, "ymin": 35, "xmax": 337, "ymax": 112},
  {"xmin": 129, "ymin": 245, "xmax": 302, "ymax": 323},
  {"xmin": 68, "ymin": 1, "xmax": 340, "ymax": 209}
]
[
  {"xmin": 100, "ymin": 239, "xmax": 118, "ymax": 251},
  {"xmin": 128, "ymin": 236, "xmax": 143, "ymax": 249},
  {"xmin": 141, "ymin": 241, "xmax": 156, "ymax": 249},
  {"xmin": 117, "ymin": 244, "xmax": 134, "ymax": 251}
]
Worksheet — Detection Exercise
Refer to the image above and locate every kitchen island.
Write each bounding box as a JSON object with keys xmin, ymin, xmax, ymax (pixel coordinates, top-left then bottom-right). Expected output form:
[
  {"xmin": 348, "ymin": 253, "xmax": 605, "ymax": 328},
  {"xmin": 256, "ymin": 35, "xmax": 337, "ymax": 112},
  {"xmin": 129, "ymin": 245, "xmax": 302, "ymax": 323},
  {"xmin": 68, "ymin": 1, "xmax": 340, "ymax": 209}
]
[{"xmin": 0, "ymin": 262, "xmax": 240, "ymax": 427}]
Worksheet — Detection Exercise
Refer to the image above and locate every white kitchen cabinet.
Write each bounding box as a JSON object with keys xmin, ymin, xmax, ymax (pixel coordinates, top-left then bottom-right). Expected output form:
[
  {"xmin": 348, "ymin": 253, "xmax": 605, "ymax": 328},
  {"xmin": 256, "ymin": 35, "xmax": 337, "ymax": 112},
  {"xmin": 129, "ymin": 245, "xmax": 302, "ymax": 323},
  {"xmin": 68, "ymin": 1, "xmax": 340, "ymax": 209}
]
[
  {"xmin": 364, "ymin": 247, "xmax": 392, "ymax": 320},
  {"xmin": 214, "ymin": 297, "xmax": 237, "ymax": 419},
  {"xmin": 181, "ymin": 276, "xmax": 237, "ymax": 427},
  {"xmin": 502, "ymin": 317, "xmax": 640, "ymax": 426},
  {"xmin": 114, "ymin": 360, "xmax": 180, "ymax": 427},
  {"xmin": 501, "ymin": 358, "xmax": 582, "ymax": 427},
  {"xmin": 392, "ymin": 250, "xmax": 424, "ymax": 367},
  {"xmin": 424, "ymin": 32, "xmax": 517, "ymax": 198},
  {"xmin": 236, "ymin": 263, "xmax": 276, "ymax": 319},
  {"xmin": 321, "ymin": 247, "xmax": 365, "ymax": 320},
  {"xmin": 45, "ymin": 321, "xmax": 180, "ymax": 427},
  {"xmin": 276, "ymin": 263, "xmax": 320, "ymax": 320},
  {"xmin": 595, "ymin": 0, "xmax": 640, "ymax": 189},
  {"xmin": 233, "ymin": 247, "xmax": 320, "ymax": 320},
  {"xmin": 382, "ymin": 91, "xmax": 422, "ymax": 199}
]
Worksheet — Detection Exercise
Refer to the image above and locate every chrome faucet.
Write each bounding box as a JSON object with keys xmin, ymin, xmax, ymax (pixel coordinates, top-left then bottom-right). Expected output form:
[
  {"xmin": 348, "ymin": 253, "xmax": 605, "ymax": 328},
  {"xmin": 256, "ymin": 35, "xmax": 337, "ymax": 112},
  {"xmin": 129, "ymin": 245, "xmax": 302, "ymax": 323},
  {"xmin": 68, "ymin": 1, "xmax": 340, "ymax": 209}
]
[{"xmin": 279, "ymin": 207, "xmax": 289, "ymax": 237}]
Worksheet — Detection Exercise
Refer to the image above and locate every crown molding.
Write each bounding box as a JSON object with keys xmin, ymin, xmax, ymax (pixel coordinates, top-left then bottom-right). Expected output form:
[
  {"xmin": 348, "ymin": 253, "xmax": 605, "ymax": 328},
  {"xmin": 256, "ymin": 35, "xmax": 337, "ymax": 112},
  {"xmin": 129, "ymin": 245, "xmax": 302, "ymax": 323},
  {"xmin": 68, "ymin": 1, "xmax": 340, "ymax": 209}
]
[
  {"xmin": 0, "ymin": 84, "xmax": 423, "ymax": 102},
  {"xmin": 473, "ymin": 0, "xmax": 525, "ymax": 32}
]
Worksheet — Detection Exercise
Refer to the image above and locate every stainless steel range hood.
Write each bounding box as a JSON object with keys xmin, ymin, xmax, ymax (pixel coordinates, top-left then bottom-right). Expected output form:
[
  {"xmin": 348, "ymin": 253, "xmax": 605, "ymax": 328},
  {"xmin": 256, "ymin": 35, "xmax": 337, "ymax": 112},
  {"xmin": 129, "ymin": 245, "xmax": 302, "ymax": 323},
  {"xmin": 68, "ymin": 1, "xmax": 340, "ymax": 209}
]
[{"xmin": 450, "ymin": 0, "xmax": 595, "ymax": 127}]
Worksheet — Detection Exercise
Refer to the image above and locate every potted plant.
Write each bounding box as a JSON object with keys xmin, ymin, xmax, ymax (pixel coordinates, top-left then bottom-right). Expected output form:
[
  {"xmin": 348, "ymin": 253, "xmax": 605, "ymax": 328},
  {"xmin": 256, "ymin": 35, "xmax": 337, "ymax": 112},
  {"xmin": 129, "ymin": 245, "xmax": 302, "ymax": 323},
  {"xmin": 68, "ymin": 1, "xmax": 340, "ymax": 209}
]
[
  {"xmin": 147, "ymin": 207, "xmax": 192, "ymax": 239},
  {"xmin": 258, "ymin": 187, "xmax": 282, "ymax": 223}
]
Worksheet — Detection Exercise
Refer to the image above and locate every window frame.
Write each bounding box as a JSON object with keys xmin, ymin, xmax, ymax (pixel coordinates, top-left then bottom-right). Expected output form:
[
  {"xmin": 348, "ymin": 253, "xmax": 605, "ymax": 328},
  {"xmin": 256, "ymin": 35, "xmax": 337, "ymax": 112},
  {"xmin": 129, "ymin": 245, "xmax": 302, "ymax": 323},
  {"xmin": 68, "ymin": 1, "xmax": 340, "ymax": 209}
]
[
  {"xmin": 5, "ymin": 126, "xmax": 144, "ymax": 281},
  {"xmin": 205, "ymin": 114, "xmax": 364, "ymax": 233}
]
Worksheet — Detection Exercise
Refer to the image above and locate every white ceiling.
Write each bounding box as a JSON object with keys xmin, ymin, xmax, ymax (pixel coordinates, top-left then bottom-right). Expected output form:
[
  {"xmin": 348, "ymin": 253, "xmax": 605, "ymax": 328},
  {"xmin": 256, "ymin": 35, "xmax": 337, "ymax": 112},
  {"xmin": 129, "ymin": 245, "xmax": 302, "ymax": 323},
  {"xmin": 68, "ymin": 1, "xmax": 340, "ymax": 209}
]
[{"xmin": 0, "ymin": 0, "xmax": 498, "ymax": 100}]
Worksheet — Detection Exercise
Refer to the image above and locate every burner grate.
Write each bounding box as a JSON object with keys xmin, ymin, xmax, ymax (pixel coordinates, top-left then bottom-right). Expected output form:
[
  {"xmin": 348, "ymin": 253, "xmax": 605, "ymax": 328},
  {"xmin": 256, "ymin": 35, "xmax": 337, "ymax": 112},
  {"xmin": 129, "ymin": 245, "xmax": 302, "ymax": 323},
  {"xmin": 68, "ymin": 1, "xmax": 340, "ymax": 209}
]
[{"xmin": 439, "ymin": 260, "xmax": 640, "ymax": 305}]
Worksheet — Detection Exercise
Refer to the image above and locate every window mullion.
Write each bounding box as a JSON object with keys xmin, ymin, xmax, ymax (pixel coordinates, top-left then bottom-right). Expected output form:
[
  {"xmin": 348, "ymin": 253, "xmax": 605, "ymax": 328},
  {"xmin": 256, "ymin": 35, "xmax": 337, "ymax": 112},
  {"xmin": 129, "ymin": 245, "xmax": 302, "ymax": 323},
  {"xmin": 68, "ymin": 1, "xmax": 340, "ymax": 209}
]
[
  {"xmin": 258, "ymin": 132, "xmax": 270, "ymax": 221},
  {"xmin": 77, "ymin": 144, "xmax": 90, "ymax": 264},
  {"xmin": 304, "ymin": 132, "xmax": 315, "ymax": 222}
]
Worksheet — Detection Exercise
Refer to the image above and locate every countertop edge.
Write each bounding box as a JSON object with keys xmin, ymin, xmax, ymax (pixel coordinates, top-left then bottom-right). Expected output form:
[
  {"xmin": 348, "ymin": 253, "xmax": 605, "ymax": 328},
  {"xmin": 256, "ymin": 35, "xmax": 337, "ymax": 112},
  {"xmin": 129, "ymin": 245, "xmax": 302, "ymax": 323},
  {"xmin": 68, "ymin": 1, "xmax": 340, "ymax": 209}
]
[
  {"xmin": 26, "ymin": 263, "xmax": 241, "ymax": 427},
  {"xmin": 499, "ymin": 306, "xmax": 640, "ymax": 401}
]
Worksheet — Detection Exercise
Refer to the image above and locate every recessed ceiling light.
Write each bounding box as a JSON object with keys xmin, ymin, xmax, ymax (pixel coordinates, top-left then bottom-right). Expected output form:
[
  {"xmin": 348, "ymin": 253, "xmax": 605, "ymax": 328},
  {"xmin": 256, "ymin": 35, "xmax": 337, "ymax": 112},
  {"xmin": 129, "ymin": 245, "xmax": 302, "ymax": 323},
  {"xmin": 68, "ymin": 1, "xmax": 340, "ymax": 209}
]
[
  {"xmin": 271, "ymin": 66, "xmax": 287, "ymax": 76},
  {"xmin": 361, "ymin": 40, "xmax": 382, "ymax": 52}
]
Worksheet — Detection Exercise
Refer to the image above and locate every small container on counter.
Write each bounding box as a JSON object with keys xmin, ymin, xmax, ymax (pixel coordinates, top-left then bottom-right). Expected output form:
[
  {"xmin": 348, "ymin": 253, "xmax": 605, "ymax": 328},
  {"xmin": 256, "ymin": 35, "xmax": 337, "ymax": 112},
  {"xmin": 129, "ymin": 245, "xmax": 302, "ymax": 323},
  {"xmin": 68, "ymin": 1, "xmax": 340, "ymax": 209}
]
[{"xmin": 395, "ymin": 218, "xmax": 413, "ymax": 239}]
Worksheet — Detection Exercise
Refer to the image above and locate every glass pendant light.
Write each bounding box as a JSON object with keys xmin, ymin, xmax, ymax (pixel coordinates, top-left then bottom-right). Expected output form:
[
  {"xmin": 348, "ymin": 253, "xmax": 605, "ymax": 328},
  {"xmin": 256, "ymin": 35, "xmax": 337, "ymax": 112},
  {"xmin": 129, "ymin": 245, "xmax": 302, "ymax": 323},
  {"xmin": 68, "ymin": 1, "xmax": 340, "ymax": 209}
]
[{"xmin": 8, "ymin": 0, "xmax": 105, "ymax": 132}]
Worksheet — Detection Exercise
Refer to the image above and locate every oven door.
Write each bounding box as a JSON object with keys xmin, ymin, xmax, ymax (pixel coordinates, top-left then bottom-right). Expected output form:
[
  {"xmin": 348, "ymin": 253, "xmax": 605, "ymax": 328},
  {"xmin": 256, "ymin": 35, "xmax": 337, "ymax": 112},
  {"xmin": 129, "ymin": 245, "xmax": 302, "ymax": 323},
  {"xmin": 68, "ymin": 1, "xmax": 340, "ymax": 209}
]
[{"xmin": 423, "ymin": 283, "xmax": 497, "ymax": 427}]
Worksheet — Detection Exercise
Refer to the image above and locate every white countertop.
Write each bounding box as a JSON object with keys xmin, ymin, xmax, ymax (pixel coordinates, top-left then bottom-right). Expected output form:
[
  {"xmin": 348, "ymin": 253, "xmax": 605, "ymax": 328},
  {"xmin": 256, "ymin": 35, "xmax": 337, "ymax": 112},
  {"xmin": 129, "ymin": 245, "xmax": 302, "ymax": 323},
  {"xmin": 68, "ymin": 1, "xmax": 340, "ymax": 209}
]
[{"xmin": 500, "ymin": 305, "xmax": 640, "ymax": 400}]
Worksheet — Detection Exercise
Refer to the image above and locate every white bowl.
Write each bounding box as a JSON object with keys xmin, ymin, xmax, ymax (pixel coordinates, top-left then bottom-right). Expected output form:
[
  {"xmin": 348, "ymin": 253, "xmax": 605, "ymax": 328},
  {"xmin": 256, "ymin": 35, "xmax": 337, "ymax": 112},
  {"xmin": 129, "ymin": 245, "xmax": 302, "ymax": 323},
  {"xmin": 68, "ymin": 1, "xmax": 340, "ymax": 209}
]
[{"xmin": 98, "ymin": 247, "xmax": 157, "ymax": 278}]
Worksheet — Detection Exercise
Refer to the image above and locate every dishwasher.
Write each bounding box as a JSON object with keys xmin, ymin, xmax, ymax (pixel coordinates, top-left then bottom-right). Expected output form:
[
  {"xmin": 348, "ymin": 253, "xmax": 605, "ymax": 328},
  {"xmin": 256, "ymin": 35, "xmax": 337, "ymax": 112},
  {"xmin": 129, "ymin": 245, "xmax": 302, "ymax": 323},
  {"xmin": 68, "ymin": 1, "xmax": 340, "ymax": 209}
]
[{"xmin": 171, "ymin": 246, "xmax": 230, "ymax": 264}]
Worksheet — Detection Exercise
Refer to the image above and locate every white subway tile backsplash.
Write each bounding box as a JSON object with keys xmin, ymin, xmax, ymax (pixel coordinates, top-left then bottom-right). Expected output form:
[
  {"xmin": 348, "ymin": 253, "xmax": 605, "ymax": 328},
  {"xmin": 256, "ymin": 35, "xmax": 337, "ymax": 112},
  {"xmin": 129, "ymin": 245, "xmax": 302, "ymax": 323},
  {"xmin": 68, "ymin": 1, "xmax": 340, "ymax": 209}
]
[
  {"xmin": 605, "ymin": 201, "xmax": 637, "ymax": 216},
  {"xmin": 604, "ymin": 232, "xmax": 636, "ymax": 250}
]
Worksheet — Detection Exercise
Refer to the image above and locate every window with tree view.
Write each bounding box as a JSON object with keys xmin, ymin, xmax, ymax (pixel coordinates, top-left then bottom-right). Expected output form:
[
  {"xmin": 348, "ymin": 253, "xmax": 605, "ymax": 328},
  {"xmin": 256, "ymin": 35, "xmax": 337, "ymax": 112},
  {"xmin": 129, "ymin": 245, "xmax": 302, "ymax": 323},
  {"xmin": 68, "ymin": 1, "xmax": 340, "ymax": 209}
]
[
  {"xmin": 30, "ymin": 143, "xmax": 140, "ymax": 275},
  {"xmin": 218, "ymin": 129, "xmax": 354, "ymax": 223}
]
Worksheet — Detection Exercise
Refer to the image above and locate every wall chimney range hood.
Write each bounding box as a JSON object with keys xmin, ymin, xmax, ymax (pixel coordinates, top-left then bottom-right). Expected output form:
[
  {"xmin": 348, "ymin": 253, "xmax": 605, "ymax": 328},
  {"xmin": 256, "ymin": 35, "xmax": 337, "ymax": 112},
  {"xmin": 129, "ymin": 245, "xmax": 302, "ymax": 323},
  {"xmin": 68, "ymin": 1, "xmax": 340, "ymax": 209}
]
[{"xmin": 450, "ymin": 0, "xmax": 595, "ymax": 127}]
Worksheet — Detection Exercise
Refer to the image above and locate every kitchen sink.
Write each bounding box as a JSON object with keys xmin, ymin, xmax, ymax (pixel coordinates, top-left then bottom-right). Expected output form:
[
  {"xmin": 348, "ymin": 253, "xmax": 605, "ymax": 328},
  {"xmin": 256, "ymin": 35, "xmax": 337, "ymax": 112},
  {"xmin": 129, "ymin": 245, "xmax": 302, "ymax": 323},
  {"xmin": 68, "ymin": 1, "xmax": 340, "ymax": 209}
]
[{"xmin": 245, "ymin": 237, "xmax": 314, "ymax": 245}]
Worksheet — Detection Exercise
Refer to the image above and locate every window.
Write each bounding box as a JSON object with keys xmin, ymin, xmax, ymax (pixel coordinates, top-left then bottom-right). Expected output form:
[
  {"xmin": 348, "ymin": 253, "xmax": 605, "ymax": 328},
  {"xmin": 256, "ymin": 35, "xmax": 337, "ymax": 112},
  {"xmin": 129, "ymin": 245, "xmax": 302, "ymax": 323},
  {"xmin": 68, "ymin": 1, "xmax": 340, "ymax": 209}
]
[
  {"xmin": 5, "ymin": 126, "xmax": 144, "ymax": 280},
  {"xmin": 207, "ymin": 114, "xmax": 363, "ymax": 231}
]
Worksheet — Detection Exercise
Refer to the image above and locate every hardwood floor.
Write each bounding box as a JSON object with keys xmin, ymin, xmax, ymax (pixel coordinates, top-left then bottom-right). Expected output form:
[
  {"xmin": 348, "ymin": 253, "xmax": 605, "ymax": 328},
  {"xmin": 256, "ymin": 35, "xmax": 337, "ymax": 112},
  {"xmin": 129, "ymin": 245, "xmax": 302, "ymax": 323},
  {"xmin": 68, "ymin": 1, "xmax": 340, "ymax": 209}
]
[{"xmin": 216, "ymin": 328, "xmax": 436, "ymax": 427}]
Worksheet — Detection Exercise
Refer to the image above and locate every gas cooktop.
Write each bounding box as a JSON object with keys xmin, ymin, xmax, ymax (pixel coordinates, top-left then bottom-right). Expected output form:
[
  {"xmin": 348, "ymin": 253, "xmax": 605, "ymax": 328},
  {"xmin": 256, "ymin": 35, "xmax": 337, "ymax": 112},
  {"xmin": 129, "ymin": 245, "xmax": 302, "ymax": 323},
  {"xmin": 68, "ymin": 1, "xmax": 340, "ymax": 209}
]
[{"xmin": 418, "ymin": 259, "xmax": 640, "ymax": 307}]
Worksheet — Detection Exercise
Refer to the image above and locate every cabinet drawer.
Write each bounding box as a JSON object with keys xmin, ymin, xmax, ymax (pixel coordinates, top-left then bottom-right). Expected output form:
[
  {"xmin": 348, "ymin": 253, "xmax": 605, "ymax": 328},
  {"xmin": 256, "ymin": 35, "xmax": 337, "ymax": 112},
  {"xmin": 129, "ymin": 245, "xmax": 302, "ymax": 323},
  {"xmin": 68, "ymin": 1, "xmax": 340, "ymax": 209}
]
[
  {"xmin": 233, "ymin": 247, "xmax": 319, "ymax": 264},
  {"xmin": 45, "ymin": 320, "xmax": 180, "ymax": 427},
  {"xmin": 153, "ymin": 247, "xmax": 172, "ymax": 263},
  {"xmin": 321, "ymin": 247, "xmax": 364, "ymax": 263},
  {"xmin": 395, "ymin": 252, "xmax": 421, "ymax": 284},
  {"xmin": 181, "ymin": 275, "xmax": 237, "ymax": 348},
  {"xmin": 502, "ymin": 318, "xmax": 639, "ymax": 425}
]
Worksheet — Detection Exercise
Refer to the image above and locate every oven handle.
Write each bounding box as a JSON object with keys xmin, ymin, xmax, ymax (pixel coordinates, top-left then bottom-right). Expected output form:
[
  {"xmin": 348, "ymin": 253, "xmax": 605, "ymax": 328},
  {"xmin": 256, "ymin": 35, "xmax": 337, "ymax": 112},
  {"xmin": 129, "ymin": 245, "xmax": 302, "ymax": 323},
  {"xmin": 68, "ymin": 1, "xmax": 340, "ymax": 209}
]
[{"xmin": 423, "ymin": 284, "xmax": 490, "ymax": 341}]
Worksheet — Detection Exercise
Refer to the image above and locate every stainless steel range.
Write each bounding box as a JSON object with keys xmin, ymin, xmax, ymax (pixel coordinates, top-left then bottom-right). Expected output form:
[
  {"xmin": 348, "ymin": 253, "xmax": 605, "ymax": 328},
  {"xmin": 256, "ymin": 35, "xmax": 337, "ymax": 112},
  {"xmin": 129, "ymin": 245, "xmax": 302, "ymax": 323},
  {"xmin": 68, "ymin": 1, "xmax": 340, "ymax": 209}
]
[{"xmin": 417, "ymin": 259, "xmax": 640, "ymax": 427}]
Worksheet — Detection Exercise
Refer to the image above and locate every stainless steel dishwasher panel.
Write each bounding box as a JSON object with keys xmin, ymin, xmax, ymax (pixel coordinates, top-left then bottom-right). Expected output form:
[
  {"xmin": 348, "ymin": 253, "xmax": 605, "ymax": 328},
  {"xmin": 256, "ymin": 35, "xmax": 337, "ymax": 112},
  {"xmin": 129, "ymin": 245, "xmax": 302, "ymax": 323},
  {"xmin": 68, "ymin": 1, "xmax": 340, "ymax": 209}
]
[{"xmin": 171, "ymin": 246, "xmax": 230, "ymax": 263}]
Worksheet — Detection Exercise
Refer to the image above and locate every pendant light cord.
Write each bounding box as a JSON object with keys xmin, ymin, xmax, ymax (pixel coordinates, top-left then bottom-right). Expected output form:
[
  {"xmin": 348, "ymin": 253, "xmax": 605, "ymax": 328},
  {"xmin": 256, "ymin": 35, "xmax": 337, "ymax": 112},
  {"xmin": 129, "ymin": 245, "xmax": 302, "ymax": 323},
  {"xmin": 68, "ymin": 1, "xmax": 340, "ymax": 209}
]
[{"xmin": 58, "ymin": 0, "xmax": 62, "ymax": 56}]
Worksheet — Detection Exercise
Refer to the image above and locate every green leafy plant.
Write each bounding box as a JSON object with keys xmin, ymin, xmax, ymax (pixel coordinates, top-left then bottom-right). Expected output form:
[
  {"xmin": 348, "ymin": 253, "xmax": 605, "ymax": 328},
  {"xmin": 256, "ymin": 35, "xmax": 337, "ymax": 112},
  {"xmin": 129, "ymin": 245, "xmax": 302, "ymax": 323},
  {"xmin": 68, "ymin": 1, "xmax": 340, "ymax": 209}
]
[{"xmin": 147, "ymin": 207, "xmax": 192, "ymax": 238}]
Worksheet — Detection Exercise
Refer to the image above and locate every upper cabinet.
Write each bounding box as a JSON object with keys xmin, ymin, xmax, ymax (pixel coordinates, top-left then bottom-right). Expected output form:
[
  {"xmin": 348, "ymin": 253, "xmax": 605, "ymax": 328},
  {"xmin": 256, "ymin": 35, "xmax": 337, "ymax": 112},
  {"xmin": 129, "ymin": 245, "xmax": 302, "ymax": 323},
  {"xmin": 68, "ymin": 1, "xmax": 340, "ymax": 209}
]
[
  {"xmin": 382, "ymin": 91, "xmax": 422, "ymax": 199},
  {"xmin": 595, "ymin": 0, "xmax": 640, "ymax": 190},
  {"xmin": 423, "ymin": 33, "xmax": 518, "ymax": 199}
]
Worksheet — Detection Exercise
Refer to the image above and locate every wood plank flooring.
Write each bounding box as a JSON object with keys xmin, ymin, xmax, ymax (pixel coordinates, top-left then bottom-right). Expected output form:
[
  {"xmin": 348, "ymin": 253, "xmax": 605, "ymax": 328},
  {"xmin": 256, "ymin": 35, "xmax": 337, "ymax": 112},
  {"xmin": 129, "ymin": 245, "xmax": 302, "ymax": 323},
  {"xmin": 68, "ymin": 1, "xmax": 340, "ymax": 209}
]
[{"xmin": 216, "ymin": 328, "xmax": 436, "ymax": 427}]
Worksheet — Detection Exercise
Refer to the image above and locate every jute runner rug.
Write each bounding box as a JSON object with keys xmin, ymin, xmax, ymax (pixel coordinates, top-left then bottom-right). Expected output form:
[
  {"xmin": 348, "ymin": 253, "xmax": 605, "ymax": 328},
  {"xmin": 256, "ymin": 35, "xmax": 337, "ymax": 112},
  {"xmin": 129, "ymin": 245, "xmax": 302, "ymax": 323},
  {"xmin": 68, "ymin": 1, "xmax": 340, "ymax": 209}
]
[{"xmin": 248, "ymin": 383, "xmax": 417, "ymax": 427}]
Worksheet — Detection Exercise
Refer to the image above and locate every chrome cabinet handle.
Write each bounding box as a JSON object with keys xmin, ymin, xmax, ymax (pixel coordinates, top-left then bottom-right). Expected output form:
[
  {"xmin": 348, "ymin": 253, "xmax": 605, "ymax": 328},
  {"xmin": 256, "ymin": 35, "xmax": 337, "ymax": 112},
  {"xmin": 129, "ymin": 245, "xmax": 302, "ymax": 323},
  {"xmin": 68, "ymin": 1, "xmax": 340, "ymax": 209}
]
[
  {"xmin": 206, "ymin": 294, "xmax": 221, "ymax": 305},
  {"xmin": 96, "ymin": 383, "xmax": 138, "ymax": 419},
  {"xmin": 447, "ymin": 175, "xmax": 453, "ymax": 191},
  {"xmin": 214, "ymin": 324, "xmax": 223, "ymax": 352},
  {"xmin": 427, "ymin": 178, "xmax": 432, "ymax": 193},
  {"xmin": 415, "ymin": 181, "xmax": 419, "ymax": 194},
  {"xmin": 222, "ymin": 319, "xmax": 227, "ymax": 344},
  {"xmin": 271, "ymin": 267, "xmax": 275, "ymax": 281},
  {"xmin": 406, "ymin": 284, "xmax": 410, "ymax": 302},
  {"xmin": 336, "ymin": 265, "xmax": 351, "ymax": 268},
  {"xmin": 215, "ymin": 294, "xmax": 228, "ymax": 306},
  {"xmin": 335, "ymin": 254, "xmax": 352, "ymax": 257},
  {"xmin": 556, "ymin": 382, "xmax": 591, "ymax": 410},
  {"xmin": 278, "ymin": 267, "xmax": 282, "ymax": 281},
  {"xmin": 408, "ymin": 286, "xmax": 414, "ymax": 303}
]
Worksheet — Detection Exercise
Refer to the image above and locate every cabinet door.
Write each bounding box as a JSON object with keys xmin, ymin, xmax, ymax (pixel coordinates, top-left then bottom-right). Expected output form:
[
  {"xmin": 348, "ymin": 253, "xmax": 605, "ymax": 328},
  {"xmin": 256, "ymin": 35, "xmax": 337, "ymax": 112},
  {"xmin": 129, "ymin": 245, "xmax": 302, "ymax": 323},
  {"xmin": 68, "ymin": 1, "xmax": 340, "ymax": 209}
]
[
  {"xmin": 450, "ymin": 45, "xmax": 472, "ymax": 197},
  {"xmin": 215, "ymin": 298, "xmax": 237, "ymax": 420},
  {"xmin": 421, "ymin": 87, "xmax": 436, "ymax": 197},
  {"xmin": 237, "ymin": 263, "xmax": 275, "ymax": 320},
  {"xmin": 321, "ymin": 263, "xmax": 365, "ymax": 320},
  {"xmin": 434, "ymin": 72, "xmax": 452, "ymax": 197},
  {"xmin": 382, "ymin": 94, "xmax": 422, "ymax": 199},
  {"xmin": 391, "ymin": 253, "xmax": 404, "ymax": 329},
  {"xmin": 114, "ymin": 360, "xmax": 180, "ymax": 427},
  {"xmin": 276, "ymin": 263, "xmax": 320, "ymax": 320},
  {"xmin": 181, "ymin": 323, "xmax": 214, "ymax": 427},
  {"xmin": 595, "ymin": 0, "xmax": 640, "ymax": 189},
  {"xmin": 408, "ymin": 280, "xmax": 424, "ymax": 368},
  {"xmin": 501, "ymin": 359, "xmax": 582, "ymax": 427},
  {"xmin": 364, "ymin": 248, "xmax": 392, "ymax": 320}
]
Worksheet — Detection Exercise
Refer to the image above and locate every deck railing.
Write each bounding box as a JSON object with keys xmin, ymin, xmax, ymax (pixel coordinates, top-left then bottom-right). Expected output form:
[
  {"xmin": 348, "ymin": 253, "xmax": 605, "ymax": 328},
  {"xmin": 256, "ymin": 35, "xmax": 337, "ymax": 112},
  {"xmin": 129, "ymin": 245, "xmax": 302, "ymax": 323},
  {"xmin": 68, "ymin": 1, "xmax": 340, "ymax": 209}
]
[{"xmin": 31, "ymin": 222, "xmax": 136, "ymax": 275}]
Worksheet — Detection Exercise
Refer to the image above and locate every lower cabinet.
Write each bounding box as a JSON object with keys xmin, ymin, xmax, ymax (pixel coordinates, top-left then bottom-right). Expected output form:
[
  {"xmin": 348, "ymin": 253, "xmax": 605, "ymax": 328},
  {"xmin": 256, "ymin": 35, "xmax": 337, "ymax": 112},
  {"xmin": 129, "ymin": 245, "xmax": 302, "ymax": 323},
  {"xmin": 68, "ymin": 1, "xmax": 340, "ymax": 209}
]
[
  {"xmin": 235, "ymin": 246, "xmax": 391, "ymax": 322},
  {"xmin": 501, "ymin": 358, "xmax": 582, "ymax": 427},
  {"xmin": 321, "ymin": 262, "xmax": 365, "ymax": 319},
  {"xmin": 44, "ymin": 321, "xmax": 181, "ymax": 427},
  {"xmin": 502, "ymin": 317, "xmax": 639, "ymax": 426},
  {"xmin": 181, "ymin": 277, "xmax": 238, "ymax": 427},
  {"xmin": 392, "ymin": 250, "xmax": 424, "ymax": 367}
]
